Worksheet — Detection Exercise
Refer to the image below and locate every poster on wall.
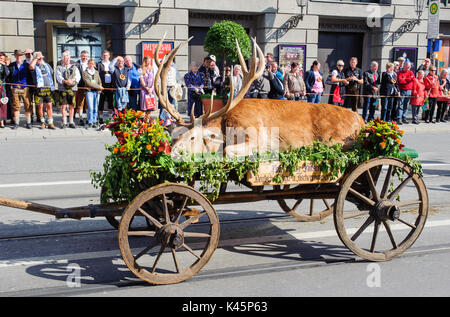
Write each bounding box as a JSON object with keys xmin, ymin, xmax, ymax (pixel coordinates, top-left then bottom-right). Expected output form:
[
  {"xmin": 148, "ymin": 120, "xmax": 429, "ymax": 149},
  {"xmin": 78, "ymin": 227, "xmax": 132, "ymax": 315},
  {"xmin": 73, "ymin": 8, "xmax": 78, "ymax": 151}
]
[
  {"xmin": 393, "ymin": 47, "xmax": 418, "ymax": 71},
  {"xmin": 278, "ymin": 44, "xmax": 306, "ymax": 77},
  {"xmin": 142, "ymin": 41, "xmax": 174, "ymax": 67}
]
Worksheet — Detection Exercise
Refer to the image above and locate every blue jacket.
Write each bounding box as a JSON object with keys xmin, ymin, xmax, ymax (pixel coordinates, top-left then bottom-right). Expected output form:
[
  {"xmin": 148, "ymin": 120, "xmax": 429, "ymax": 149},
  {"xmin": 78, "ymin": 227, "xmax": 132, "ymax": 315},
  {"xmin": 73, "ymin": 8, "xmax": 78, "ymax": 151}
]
[{"xmin": 304, "ymin": 69, "xmax": 324, "ymax": 93}]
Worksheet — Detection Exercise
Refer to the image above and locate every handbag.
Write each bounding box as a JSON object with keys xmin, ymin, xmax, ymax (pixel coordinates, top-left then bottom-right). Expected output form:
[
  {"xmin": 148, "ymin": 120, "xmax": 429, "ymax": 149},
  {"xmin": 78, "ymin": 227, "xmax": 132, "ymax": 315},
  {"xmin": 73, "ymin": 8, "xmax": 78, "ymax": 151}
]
[
  {"xmin": 422, "ymin": 98, "xmax": 429, "ymax": 111},
  {"xmin": 144, "ymin": 94, "xmax": 156, "ymax": 111},
  {"xmin": 332, "ymin": 85, "xmax": 343, "ymax": 104}
]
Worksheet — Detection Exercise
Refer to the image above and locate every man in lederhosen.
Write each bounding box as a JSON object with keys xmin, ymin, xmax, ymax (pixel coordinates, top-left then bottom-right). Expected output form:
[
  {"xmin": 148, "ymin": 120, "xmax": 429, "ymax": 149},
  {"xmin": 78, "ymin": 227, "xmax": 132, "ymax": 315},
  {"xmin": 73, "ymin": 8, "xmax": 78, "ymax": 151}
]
[
  {"xmin": 56, "ymin": 51, "xmax": 80, "ymax": 128},
  {"xmin": 344, "ymin": 57, "xmax": 363, "ymax": 112}
]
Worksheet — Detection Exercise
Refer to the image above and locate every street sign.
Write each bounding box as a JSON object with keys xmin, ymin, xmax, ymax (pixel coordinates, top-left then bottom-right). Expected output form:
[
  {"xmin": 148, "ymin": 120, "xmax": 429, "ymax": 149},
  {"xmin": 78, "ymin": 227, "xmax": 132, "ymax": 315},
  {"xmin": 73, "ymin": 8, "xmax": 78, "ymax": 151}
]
[{"xmin": 427, "ymin": 0, "xmax": 440, "ymax": 39}]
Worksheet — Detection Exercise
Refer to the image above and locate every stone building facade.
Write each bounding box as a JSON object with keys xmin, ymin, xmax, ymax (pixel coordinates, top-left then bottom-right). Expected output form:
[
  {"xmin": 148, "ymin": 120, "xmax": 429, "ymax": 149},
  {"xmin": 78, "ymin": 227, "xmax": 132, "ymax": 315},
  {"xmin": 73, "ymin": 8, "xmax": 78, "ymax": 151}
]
[{"xmin": 1, "ymin": 0, "xmax": 450, "ymax": 77}]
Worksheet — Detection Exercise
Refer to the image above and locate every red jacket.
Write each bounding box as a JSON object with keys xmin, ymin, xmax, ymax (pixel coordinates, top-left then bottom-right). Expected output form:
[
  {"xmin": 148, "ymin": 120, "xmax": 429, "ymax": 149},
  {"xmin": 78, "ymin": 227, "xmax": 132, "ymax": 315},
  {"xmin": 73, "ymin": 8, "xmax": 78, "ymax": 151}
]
[
  {"xmin": 397, "ymin": 70, "xmax": 415, "ymax": 91},
  {"xmin": 424, "ymin": 74, "xmax": 441, "ymax": 98},
  {"xmin": 410, "ymin": 78, "xmax": 427, "ymax": 106}
]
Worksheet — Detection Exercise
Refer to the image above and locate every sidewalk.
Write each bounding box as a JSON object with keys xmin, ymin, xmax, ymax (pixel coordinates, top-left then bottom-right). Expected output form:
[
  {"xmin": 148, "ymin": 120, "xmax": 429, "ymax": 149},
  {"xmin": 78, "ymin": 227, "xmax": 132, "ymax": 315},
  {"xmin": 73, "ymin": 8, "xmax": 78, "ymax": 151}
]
[{"xmin": 1, "ymin": 107, "xmax": 450, "ymax": 140}]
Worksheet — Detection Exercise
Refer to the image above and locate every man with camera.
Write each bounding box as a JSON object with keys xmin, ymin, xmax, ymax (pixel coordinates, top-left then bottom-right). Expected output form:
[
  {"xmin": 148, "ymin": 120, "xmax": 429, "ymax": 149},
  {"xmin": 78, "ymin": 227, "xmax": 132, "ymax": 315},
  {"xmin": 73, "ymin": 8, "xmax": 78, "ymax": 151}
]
[{"xmin": 29, "ymin": 52, "xmax": 56, "ymax": 130}]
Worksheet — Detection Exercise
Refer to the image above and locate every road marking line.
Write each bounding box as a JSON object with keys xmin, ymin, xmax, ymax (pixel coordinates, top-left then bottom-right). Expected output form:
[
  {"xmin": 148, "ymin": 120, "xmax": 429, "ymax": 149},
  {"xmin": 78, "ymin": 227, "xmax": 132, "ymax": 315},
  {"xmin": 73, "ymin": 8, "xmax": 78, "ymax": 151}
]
[
  {"xmin": 1, "ymin": 219, "xmax": 450, "ymax": 269},
  {"xmin": 0, "ymin": 163, "xmax": 448, "ymax": 188},
  {"xmin": 0, "ymin": 180, "xmax": 91, "ymax": 188}
]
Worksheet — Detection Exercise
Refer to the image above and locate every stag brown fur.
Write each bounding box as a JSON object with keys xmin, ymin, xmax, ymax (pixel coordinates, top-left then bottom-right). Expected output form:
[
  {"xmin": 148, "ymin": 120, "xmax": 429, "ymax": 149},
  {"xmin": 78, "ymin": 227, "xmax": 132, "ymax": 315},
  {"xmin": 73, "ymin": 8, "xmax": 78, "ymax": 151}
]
[{"xmin": 200, "ymin": 99, "xmax": 365, "ymax": 154}]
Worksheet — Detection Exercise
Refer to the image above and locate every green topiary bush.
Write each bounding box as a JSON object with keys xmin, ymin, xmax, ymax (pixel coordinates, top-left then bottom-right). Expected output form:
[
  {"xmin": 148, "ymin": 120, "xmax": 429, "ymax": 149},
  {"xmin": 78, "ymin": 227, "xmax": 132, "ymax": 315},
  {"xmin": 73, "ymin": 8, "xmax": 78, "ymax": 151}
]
[{"xmin": 204, "ymin": 20, "xmax": 252, "ymax": 65}]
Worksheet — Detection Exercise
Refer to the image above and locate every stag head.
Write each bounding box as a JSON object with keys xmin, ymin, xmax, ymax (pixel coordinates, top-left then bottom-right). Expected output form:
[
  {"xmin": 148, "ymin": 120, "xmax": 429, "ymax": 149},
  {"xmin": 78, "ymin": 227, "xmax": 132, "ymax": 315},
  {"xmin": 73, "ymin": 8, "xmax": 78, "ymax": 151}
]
[{"xmin": 153, "ymin": 35, "xmax": 265, "ymax": 158}]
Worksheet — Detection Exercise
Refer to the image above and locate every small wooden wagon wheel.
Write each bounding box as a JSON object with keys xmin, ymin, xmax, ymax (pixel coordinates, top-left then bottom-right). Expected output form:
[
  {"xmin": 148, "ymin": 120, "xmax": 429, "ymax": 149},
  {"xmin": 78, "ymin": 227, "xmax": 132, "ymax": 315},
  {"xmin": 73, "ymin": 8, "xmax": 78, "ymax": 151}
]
[
  {"xmin": 119, "ymin": 183, "xmax": 220, "ymax": 285},
  {"xmin": 334, "ymin": 157, "xmax": 428, "ymax": 261},
  {"xmin": 273, "ymin": 185, "xmax": 334, "ymax": 222}
]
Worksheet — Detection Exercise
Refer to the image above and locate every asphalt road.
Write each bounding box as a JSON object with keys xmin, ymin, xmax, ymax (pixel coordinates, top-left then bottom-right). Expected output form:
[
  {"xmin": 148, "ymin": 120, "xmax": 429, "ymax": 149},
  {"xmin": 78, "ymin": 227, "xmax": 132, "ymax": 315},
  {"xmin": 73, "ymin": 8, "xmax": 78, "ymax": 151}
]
[{"xmin": 0, "ymin": 129, "xmax": 449, "ymax": 298}]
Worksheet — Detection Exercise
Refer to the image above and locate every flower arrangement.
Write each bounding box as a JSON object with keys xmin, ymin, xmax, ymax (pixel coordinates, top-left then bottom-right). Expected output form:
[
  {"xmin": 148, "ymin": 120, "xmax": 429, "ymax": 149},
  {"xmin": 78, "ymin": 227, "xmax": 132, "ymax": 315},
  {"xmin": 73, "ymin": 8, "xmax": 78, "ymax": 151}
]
[
  {"xmin": 91, "ymin": 110, "xmax": 176, "ymax": 204},
  {"xmin": 356, "ymin": 118, "xmax": 405, "ymax": 162}
]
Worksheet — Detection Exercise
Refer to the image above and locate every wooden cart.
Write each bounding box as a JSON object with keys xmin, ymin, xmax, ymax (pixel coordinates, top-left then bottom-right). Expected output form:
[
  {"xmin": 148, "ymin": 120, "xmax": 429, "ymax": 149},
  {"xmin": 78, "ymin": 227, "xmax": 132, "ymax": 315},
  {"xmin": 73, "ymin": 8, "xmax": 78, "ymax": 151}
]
[{"xmin": 0, "ymin": 155, "xmax": 428, "ymax": 285}]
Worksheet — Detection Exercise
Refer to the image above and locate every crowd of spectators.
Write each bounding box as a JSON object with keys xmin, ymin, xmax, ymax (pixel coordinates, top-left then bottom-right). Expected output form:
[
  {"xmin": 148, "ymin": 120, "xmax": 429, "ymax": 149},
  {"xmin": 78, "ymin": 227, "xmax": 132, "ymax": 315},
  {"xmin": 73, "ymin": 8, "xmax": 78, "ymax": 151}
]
[{"xmin": 0, "ymin": 48, "xmax": 448, "ymax": 131}]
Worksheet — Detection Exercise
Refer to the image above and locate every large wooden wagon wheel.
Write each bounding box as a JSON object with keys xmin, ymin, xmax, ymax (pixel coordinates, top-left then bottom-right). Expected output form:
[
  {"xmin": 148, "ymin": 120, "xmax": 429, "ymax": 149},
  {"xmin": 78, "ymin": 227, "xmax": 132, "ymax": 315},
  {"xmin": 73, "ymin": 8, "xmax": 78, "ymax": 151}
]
[
  {"xmin": 119, "ymin": 183, "xmax": 220, "ymax": 285},
  {"xmin": 334, "ymin": 158, "xmax": 428, "ymax": 261},
  {"xmin": 273, "ymin": 185, "xmax": 335, "ymax": 222}
]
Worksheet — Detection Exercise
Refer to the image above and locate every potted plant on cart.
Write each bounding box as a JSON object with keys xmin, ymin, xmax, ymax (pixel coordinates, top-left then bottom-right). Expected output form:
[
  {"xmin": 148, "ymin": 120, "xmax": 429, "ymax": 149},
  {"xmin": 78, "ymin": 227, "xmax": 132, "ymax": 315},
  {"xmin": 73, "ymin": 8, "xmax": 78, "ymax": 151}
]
[{"xmin": 202, "ymin": 20, "xmax": 252, "ymax": 113}]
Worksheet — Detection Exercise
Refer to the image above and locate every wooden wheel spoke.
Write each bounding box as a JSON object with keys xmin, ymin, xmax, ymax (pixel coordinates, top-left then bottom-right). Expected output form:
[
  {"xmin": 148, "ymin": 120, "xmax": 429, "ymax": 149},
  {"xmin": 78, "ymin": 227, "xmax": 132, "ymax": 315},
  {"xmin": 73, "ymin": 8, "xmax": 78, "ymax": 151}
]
[
  {"xmin": 309, "ymin": 199, "xmax": 314, "ymax": 216},
  {"xmin": 291, "ymin": 199, "xmax": 303, "ymax": 212},
  {"xmin": 348, "ymin": 188, "xmax": 376, "ymax": 207},
  {"xmin": 128, "ymin": 231, "xmax": 156, "ymax": 237},
  {"xmin": 397, "ymin": 217, "xmax": 417, "ymax": 229},
  {"xmin": 171, "ymin": 248, "xmax": 180, "ymax": 273},
  {"xmin": 387, "ymin": 175, "xmax": 413, "ymax": 201},
  {"xmin": 134, "ymin": 239, "xmax": 160, "ymax": 261},
  {"xmin": 183, "ymin": 231, "xmax": 211, "ymax": 238},
  {"xmin": 174, "ymin": 196, "xmax": 189, "ymax": 224},
  {"xmin": 396, "ymin": 200, "xmax": 422, "ymax": 208},
  {"xmin": 380, "ymin": 165, "xmax": 393, "ymax": 198},
  {"xmin": 370, "ymin": 220, "xmax": 380, "ymax": 253},
  {"xmin": 179, "ymin": 211, "xmax": 207, "ymax": 229},
  {"xmin": 182, "ymin": 243, "xmax": 201, "ymax": 260},
  {"xmin": 383, "ymin": 220, "xmax": 397, "ymax": 249},
  {"xmin": 151, "ymin": 243, "xmax": 167, "ymax": 273},
  {"xmin": 162, "ymin": 193, "xmax": 170, "ymax": 224},
  {"xmin": 138, "ymin": 207, "xmax": 163, "ymax": 229},
  {"xmin": 351, "ymin": 216, "xmax": 375, "ymax": 241},
  {"xmin": 343, "ymin": 210, "xmax": 370, "ymax": 219},
  {"xmin": 366, "ymin": 170, "xmax": 380, "ymax": 202}
]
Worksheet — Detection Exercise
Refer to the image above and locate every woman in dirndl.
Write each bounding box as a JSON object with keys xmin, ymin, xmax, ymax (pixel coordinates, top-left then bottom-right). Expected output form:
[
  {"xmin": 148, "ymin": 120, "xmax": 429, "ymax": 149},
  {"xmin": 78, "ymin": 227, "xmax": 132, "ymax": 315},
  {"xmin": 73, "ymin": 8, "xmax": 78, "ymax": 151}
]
[{"xmin": 139, "ymin": 56, "xmax": 155, "ymax": 114}]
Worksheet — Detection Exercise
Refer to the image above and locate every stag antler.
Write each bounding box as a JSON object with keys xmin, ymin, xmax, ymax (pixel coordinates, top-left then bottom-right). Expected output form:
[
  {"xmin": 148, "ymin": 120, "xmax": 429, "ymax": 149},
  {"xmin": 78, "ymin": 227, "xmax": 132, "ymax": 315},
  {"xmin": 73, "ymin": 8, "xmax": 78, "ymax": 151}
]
[
  {"xmin": 154, "ymin": 33, "xmax": 193, "ymax": 126},
  {"xmin": 201, "ymin": 37, "xmax": 265, "ymax": 123}
]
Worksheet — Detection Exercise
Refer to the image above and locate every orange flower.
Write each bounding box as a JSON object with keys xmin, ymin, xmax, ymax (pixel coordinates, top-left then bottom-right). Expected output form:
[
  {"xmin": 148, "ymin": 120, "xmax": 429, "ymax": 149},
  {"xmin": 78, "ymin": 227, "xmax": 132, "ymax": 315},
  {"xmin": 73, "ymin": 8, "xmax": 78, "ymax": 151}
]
[
  {"xmin": 124, "ymin": 132, "xmax": 129, "ymax": 138},
  {"xmin": 396, "ymin": 138, "xmax": 401, "ymax": 144},
  {"xmin": 113, "ymin": 147, "xmax": 119, "ymax": 154},
  {"xmin": 399, "ymin": 130, "xmax": 404, "ymax": 135},
  {"xmin": 146, "ymin": 144, "xmax": 152, "ymax": 151},
  {"xmin": 136, "ymin": 111, "xmax": 143, "ymax": 117},
  {"xmin": 120, "ymin": 146, "xmax": 125, "ymax": 153},
  {"xmin": 380, "ymin": 142, "xmax": 386, "ymax": 148}
]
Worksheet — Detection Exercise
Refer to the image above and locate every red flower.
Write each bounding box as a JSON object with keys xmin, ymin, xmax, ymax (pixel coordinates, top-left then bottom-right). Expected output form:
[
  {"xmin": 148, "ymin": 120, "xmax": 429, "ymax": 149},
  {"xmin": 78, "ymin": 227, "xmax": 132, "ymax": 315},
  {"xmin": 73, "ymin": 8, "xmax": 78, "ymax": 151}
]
[{"xmin": 158, "ymin": 141, "xmax": 171, "ymax": 154}]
